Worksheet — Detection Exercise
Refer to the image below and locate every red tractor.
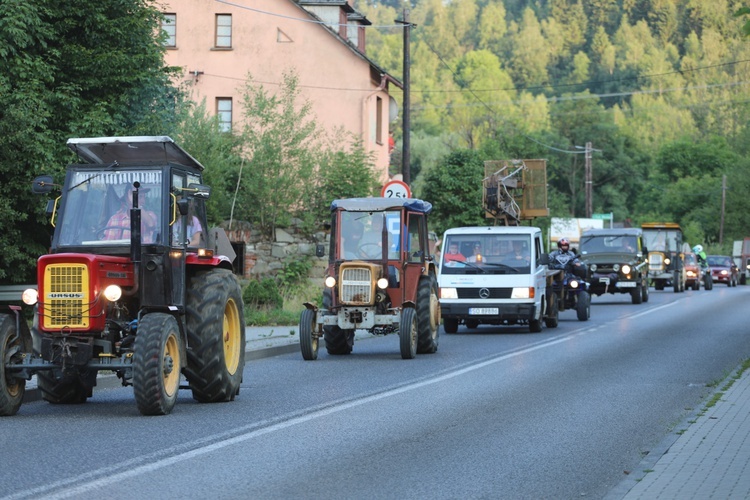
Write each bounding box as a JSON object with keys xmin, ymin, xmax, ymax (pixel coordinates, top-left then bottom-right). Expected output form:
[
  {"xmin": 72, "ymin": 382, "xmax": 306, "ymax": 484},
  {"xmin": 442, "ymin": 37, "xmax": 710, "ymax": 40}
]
[
  {"xmin": 0, "ymin": 136, "xmax": 244, "ymax": 416},
  {"xmin": 299, "ymin": 198, "xmax": 440, "ymax": 360}
]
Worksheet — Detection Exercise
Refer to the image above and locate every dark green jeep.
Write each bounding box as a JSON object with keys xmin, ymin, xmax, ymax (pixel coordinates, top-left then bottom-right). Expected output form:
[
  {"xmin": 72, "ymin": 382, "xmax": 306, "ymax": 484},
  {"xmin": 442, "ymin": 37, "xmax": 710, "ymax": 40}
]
[{"xmin": 579, "ymin": 228, "xmax": 649, "ymax": 304}]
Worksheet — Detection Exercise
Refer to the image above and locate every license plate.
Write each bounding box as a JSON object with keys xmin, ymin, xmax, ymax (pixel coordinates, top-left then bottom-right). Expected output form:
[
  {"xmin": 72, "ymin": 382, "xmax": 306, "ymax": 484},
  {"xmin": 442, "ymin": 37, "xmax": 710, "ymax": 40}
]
[
  {"xmin": 618, "ymin": 281, "xmax": 636, "ymax": 287},
  {"xmin": 469, "ymin": 308, "xmax": 499, "ymax": 315},
  {"xmin": 599, "ymin": 277, "xmax": 610, "ymax": 284}
]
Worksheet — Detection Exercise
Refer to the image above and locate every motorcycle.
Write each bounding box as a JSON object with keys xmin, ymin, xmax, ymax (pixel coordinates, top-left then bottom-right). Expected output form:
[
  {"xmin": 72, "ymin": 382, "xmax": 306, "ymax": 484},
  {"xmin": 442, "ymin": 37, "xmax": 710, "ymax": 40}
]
[{"xmin": 549, "ymin": 252, "xmax": 591, "ymax": 321}]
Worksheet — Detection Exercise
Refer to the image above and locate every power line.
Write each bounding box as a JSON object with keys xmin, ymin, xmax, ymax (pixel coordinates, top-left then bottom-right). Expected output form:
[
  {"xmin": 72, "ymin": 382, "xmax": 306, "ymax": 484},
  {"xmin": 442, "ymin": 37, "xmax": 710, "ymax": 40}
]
[{"xmin": 214, "ymin": 0, "xmax": 406, "ymax": 29}]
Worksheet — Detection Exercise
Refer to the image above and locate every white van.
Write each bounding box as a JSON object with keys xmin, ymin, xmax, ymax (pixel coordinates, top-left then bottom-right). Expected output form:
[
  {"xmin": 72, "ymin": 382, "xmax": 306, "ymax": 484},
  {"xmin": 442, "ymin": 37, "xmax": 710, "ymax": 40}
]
[{"xmin": 437, "ymin": 226, "xmax": 556, "ymax": 333}]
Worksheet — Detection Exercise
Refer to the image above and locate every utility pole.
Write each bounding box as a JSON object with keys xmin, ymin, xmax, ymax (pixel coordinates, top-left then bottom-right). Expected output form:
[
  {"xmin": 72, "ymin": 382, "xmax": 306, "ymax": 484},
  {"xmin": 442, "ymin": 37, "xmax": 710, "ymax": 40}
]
[
  {"xmin": 585, "ymin": 142, "xmax": 592, "ymax": 218},
  {"xmin": 720, "ymin": 174, "xmax": 727, "ymax": 244},
  {"xmin": 397, "ymin": 9, "xmax": 412, "ymax": 185}
]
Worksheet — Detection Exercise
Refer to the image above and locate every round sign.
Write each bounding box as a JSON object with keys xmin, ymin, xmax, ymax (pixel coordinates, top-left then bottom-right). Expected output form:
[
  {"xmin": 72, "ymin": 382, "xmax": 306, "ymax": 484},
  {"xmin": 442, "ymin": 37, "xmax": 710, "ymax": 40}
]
[{"xmin": 381, "ymin": 180, "xmax": 411, "ymax": 199}]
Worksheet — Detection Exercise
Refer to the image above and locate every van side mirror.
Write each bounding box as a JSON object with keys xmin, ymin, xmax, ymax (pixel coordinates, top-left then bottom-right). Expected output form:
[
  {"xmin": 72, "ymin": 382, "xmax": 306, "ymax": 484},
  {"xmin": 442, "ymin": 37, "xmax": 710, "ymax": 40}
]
[{"xmin": 539, "ymin": 253, "xmax": 550, "ymax": 265}]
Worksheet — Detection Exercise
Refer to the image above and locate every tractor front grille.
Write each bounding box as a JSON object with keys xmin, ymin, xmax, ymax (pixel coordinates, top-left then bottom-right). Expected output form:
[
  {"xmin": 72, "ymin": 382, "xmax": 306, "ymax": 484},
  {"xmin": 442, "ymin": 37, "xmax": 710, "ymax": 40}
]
[
  {"xmin": 340, "ymin": 267, "xmax": 373, "ymax": 304},
  {"xmin": 648, "ymin": 253, "xmax": 664, "ymax": 271},
  {"xmin": 42, "ymin": 264, "xmax": 90, "ymax": 328}
]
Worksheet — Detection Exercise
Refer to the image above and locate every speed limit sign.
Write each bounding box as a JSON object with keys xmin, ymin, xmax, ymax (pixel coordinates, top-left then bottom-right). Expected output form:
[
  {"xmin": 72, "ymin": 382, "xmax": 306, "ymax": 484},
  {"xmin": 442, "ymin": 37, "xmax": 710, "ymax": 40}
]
[{"xmin": 381, "ymin": 180, "xmax": 411, "ymax": 199}]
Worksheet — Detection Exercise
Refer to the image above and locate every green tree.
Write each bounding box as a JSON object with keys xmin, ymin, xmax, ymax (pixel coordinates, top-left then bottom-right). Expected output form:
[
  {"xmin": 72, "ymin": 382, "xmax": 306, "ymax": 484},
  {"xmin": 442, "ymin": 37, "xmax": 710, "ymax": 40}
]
[
  {"xmin": 0, "ymin": 0, "xmax": 182, "ymax": 283},
  {"xmin": 418, "ymin": 149, "xmax": 488, "ymax": 234}
]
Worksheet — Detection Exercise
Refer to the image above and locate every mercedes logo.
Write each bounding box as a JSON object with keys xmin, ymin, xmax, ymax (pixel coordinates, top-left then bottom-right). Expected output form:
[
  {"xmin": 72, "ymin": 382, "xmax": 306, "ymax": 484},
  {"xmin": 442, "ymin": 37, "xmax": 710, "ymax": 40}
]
[{"xmin": 479, "ymin": 288, "xmax": 490, "ymax": 299}]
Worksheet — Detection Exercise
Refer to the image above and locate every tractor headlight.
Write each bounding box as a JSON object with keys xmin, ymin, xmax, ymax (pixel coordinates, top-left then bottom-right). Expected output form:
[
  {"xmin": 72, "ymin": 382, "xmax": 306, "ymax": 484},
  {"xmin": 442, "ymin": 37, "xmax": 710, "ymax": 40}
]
[
  {"xmin": 621, "ymin": 264, "xmax": 631, "ymax": 275},
  {"xmin": 664, "ymin": 258, "xmax": 671, "ymax": 265},
  {"xmin": 376, "ymin": 277, "xmax": 389, "ymax": 289},
  {"xmin": 22, "ymin": 288, "xmax": 38, "ymax": 306},
  {"xmin": 103, "ymin": 284, "xmax": 122, "ymax": 302},
  {"xmin": 324, "ymin": 276, "xmax": 336, "ymax": 288},
  {"xmin": 570, "ymin": 280, "xmax": 579, "ymax": 289}
]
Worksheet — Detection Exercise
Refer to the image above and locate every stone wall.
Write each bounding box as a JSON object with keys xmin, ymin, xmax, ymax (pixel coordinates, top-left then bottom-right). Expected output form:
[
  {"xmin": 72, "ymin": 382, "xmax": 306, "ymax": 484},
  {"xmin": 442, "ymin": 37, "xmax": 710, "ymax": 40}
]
[{"xmin": 223, "ymin": 223, "xmax": 329, "ymax": 280}]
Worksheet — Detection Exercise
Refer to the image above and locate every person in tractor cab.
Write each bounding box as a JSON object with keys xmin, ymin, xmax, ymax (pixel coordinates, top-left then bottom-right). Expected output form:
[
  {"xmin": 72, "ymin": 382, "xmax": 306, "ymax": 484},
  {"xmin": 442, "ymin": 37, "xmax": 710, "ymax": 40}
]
[
  {"xmin": 342, "ymin": 220, "xmax": 364, "ymax": 259},
  {"xmin": 102, "ymin": 184, "xmax": 158, "ymax": 243}
]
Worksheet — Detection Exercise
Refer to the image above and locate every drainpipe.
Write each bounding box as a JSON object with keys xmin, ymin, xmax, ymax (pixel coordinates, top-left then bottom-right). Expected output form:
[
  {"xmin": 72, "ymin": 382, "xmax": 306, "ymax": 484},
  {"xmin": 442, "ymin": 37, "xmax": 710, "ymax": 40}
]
[{"xmin": 362, "ymin": 73, "xmax": 388, "ymax": 180}]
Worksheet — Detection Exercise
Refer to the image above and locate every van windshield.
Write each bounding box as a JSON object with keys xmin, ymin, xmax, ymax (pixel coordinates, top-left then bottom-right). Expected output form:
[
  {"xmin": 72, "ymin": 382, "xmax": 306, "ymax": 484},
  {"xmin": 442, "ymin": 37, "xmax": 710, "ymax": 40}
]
[{"xmin": 441, "ymin": 234, "xmax": 531, "ymax": 274}]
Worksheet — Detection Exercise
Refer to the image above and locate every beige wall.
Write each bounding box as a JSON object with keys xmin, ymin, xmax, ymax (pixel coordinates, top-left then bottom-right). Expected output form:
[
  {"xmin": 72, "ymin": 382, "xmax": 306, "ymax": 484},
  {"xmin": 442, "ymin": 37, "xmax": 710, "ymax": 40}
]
[{"xmin": 160, "ymin": 0, "xmax": 396, "ymax": 183}]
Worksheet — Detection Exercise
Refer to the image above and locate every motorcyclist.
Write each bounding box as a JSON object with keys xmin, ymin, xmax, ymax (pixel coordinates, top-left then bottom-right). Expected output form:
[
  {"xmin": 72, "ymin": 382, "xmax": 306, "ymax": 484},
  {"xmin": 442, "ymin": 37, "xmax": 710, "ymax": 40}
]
[
  {"xmin": 693, "ymin": 244, "xmax": 707, "ymax": 263},
  {"xmin": 549, "ymin": 237, "xmax": 586, "ymax": 278}
]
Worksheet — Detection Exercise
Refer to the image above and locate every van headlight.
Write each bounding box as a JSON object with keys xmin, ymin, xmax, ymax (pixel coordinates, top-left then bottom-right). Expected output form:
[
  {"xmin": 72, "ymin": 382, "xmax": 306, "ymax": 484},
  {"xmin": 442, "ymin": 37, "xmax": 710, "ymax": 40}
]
[{"xmin": 440, "ymin": 287, "xmax": 458, "ymax": 299}]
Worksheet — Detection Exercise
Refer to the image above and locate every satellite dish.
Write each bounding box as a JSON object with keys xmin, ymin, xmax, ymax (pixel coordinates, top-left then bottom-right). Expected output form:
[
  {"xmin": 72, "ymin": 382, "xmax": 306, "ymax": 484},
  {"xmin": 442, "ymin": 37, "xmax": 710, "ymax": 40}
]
[{"xmin": 389, "ymin": 96, "xmax": 399, "ymax": 122}]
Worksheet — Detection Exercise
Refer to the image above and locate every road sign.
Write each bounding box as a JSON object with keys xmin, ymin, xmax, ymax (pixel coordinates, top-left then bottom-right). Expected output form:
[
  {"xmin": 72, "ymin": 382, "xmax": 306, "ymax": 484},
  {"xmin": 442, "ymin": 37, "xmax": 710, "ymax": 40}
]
[
  {"xmin": 592, "ymin": 213, "xmax": 612, "ymax": 220},
  {"xmin": 381, "ymin": 180, "xmax": 411, "ymax": 199}
]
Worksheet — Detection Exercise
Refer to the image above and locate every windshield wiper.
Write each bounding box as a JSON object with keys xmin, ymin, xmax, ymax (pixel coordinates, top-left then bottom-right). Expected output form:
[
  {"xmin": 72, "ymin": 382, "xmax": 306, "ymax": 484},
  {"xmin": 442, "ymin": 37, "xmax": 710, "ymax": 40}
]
[{"xmin": 67, "ymin": 161, "xmax": 119, "ymax": 192}]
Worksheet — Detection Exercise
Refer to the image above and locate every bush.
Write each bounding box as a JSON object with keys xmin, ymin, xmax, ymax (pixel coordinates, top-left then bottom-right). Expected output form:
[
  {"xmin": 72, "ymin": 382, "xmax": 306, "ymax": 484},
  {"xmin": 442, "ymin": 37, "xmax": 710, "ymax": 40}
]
[{"xmin": 242, "ymin": 278, "xmax": 283, "ymax": 309}]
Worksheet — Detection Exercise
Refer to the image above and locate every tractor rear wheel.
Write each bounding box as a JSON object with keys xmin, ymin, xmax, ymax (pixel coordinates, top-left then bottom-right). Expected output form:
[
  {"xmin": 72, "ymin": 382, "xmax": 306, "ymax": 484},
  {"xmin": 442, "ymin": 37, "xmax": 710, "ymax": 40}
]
[
  {"xmin": 37, "ymin": 369, "xmax": 94, "ymax": 405},
  {"xmin": 184, "ymin": 269, "xmax": 245, "ymax": 403},
  {"xmin": 416, "ymin": 275, "xmax": 439, "ymax": 354},
  {"xmin": 133, "ymin": 313, "xmax": 182, "ymax": 416},
  {"xmin": 0, "ymin": 314, "xmax": 30, "ymax": 416}
]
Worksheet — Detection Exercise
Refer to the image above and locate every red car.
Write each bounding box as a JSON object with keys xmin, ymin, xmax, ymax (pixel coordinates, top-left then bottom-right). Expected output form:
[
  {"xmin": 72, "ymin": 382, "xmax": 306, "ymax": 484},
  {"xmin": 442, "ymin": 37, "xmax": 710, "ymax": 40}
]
[{"xmin": 707, "ymin": 255, "xmax": 740, "ymax": 287}]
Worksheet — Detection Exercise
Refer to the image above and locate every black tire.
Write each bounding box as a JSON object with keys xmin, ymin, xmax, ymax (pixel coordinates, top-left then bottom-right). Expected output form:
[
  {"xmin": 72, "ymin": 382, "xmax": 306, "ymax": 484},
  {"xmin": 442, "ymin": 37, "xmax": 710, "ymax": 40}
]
[
  {"xmin": 184, "ymin": 269, "xmax": 245, "ymax": 403},
  {"xmin": 465, "ymin": 319, "xmax": 479, "ymax": 329},
  {"xmin": 133, "ymin": 313, "xmax": 182, "ymax": 416},
  {"xmin": 443, "ymin": 318, "xmax": 459, "ymax": 334},
  {"xmin": 655, "ymin": 281, "xmax": 664, "ymax": 291},
  {"xmin": 741, "ymin": 274, "xmax": 747, "ymax": 285},
  {"xmin": 0, "ymin": 314, "xmax": 31, "ymax": 416},
  {"xmin": 692, "ymin": 280, "xmax": 699, "ymax": 291},
  {"xmin": 322, "ymin": 289, "xmax": 354, "ymax": 355},
  {"xmin": 673, "ymin": 273, "xmax": 680, "ymax": 293},
  {"xmin": 37, "ymin": 369, "xmax": 95, "ymax": 405},
  {"xmin": 631, "ymin": 285, "xmax": 643, "ymax": 304},
  {"xmin": 299, "ymin": 308, "xmax": 318, "ymax": 360},
  {"xmin": 576, "ymin": 291, "xmax": 591, "ymax": 321},
  {"xmin": 399, "ymin": 307, "xmax": 417, "ymax": 359},
  {"xmin": 544, "ymin": 295, "xmax": 559, "ymax": 328},
  {"xmin": 641, "ymin": 280, "xmax": 649, "ymax": 302},
  {"xmin": 416, "ymin": 275, "xmax": 439, "ymax": 354},
  {"xmin": 705, "ymin": 275, "xmax": 713, "ymax": 290}
]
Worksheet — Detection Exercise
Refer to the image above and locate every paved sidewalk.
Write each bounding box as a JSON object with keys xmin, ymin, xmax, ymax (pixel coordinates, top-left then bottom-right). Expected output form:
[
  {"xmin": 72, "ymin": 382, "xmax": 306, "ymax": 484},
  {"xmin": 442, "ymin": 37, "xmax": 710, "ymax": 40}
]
[{"xmin": 608, "ymin": 364, "xmax": 750, "ymax": 499}]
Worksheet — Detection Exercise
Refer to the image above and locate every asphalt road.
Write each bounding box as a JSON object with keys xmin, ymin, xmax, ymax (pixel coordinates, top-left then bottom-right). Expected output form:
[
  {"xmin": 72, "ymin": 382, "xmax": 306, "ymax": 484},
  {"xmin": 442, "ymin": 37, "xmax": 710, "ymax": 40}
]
[{"xmin": 2, "ymin": 285, "xmax": 750, "ymax": 500}]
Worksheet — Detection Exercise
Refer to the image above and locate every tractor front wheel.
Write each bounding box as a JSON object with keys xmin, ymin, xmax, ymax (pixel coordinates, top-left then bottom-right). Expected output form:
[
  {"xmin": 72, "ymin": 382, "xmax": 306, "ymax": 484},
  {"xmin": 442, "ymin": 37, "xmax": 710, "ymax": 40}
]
[
  {"xmin": 299, "ymin": 309, "xmax": 318, "ymax": 360},
  {"xmin": 399, "ymin": 308, "xmax": 417, "ymax": 359},
  {"xmin": 133, "ymin": 313, "xmax": 182, "ymax": 416},
  {"xmin": 0, "ymin": 314, "xmax": 30, "ymax": 416}
]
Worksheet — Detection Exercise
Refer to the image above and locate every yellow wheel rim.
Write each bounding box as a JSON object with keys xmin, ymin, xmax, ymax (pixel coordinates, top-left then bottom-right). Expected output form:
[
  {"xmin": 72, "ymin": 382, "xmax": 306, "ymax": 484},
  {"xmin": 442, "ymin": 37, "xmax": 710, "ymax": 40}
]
[
  {"xmin": 223, "ymin": 298, "xmax": 241, "ymax": 375},
  {"xmin": 163, "ymin": 333, "xmax": 180, "ymax": 397}
]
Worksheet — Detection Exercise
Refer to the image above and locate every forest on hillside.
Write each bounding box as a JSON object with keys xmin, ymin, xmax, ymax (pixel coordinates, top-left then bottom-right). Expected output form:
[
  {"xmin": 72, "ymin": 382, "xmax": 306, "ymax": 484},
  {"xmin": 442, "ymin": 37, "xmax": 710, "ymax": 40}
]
[{"xmin": 355, "ymin": 0, "xmax": 750, "ymax": 249}]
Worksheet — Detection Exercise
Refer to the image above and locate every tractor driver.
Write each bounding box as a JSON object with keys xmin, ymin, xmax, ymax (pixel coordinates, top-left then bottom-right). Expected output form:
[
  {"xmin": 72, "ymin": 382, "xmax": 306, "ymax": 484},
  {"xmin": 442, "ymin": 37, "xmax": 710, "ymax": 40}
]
[{"xmin": 102, "ymin": 185, "xmax": 158, "ymax": 244}]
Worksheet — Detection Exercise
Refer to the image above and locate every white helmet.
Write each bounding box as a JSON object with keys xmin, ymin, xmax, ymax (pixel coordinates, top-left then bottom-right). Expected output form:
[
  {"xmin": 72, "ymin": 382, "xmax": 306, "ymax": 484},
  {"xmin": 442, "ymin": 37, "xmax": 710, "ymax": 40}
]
[{"xmin": 693, "ymin": 244, "xmax": 703, "ymax": 253}]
